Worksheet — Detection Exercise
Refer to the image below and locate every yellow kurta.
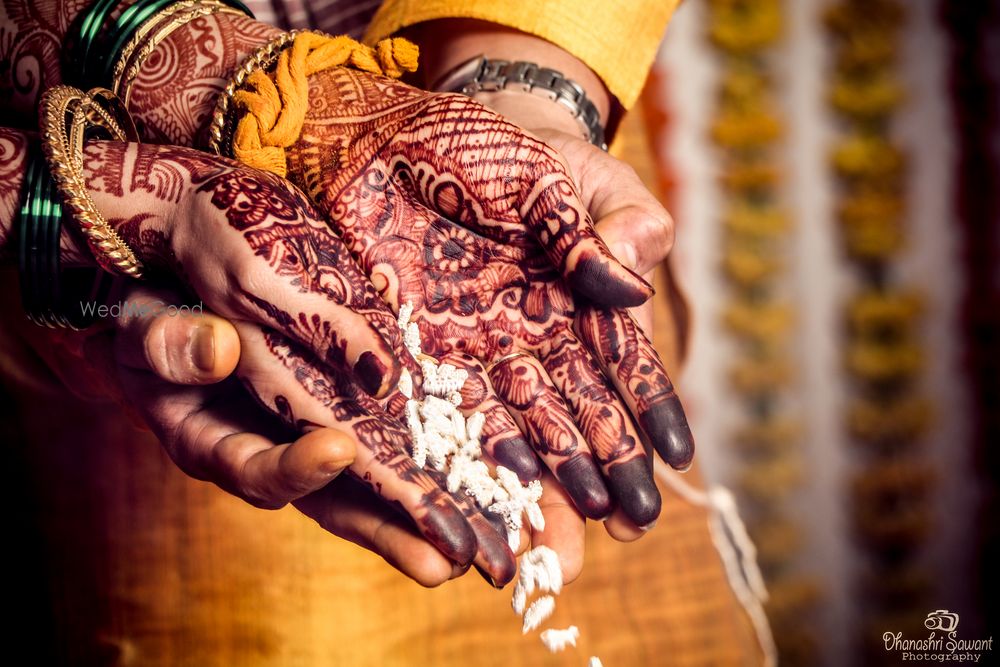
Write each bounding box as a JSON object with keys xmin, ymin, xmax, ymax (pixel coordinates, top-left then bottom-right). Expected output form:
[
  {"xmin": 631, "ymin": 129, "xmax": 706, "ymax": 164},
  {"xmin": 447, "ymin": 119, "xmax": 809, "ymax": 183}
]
[{"xmin": 365, "ymin": 0, "xmax": 682, "ymax": 109}]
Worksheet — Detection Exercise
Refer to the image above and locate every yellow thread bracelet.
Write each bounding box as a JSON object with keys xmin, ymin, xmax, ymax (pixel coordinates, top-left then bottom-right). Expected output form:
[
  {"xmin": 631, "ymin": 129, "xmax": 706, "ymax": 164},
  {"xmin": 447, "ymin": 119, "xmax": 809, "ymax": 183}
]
[{"xmin": 220, "ymin": 31, "xmax": 418, "ymax": 177}]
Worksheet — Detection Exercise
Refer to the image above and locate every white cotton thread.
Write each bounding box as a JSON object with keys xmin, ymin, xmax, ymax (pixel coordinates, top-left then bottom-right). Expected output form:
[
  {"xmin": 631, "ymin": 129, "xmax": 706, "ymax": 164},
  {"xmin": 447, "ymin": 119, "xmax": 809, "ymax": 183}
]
[
  {"xmin": 654, "ymin": 459, "xmax": 776, "ymax": 667},
  {"xmin": 489, "ymin": 467, "xmax": 544, "ymax": 537},
  {"xmin": 512, "ymin": 582, "xmax": 528, "ymax": 616},
  {"xmin": 466, "ymin": 412, "xmax": 485, "ymax": 441},
  {"xmin": 539, "ymin": 626, "xmax": 579, "ymax": 652},
  {"xmin": 522, "ymin": 595, "xmax": 555, "ymax": 634},
  {"xmin": 512, "ymin": 550, "xmax": 550, "ymax": 606},
  {"xmin": 525, "ymin": 545, "xmax": 562, "ymax": 595}
]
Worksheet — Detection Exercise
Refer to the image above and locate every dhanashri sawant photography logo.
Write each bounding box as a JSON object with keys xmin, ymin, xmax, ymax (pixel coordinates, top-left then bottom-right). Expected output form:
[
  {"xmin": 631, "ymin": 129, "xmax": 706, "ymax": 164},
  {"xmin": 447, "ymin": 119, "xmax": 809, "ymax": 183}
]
[{"xmin": 882, "ymin": 610, "xmax": 993, "ymax": 662}]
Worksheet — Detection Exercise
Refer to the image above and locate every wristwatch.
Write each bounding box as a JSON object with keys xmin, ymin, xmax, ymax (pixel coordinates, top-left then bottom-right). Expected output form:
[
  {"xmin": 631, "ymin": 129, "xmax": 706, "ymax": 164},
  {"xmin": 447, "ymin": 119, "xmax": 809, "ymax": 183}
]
[{"xmin": 433, "ymin": 56, "xmax": 608, "ymax": 151}]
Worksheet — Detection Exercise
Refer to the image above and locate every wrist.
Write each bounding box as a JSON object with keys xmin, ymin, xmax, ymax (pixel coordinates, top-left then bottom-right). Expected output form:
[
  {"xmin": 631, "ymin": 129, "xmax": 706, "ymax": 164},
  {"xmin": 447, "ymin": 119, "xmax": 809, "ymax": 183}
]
[
  {"xmin": 128, "ymin": 12, "xmax": 281, "ymax": 147},
  {"xmin": 470, "ymin": 90, "xmax": 588, "ymax": 140},
  {"xmin": 0, "ymin": 128, "xmax": 93, "ymax": 268},
  {"xmin": 409, "ymin": 19, "xmax": 612, "ymax": 123}
]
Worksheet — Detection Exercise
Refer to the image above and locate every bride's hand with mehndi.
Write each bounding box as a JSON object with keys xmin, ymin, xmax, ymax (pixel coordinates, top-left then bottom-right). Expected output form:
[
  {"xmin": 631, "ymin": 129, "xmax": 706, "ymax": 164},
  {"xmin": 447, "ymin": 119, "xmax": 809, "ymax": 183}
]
[
  {"xmin": 243, "ymin": 65, "xmax": 696, "ymax": 531},
  {"xmin": 0, "ymin": 127, "xmax": 518, "ymax": 585}
]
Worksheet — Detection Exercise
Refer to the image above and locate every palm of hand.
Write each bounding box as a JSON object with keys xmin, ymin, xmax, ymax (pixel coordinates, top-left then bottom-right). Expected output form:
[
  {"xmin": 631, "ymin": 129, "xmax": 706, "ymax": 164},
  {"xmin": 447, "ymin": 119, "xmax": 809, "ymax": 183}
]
[{"xmin": 284, "ymin": 69, "xmax": 693, "ymax": 525}]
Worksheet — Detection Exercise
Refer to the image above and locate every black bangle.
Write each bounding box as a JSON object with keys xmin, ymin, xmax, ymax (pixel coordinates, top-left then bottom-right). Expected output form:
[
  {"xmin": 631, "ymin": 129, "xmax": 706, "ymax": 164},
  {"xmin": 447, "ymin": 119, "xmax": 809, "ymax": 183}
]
[{"xmin": 15, "ymin": 144, "xmax": 114, "ymax": 329}]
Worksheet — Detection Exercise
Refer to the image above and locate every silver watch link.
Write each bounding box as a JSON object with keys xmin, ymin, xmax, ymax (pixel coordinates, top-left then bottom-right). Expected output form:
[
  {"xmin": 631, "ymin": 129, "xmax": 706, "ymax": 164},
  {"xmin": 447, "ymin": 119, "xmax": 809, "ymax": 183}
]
[{"xmin": 433, "ymin": 55, "xmax": 608, "ymax": 151}]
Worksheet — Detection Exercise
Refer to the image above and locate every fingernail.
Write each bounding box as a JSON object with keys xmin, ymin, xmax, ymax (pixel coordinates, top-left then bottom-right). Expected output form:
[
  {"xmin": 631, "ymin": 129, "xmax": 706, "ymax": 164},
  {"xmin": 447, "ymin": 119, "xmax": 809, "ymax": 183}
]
[
  {"xmin": 319, "ymin": 456, "xmax": 354, "ymax": 475},
  {"xmin": 493, "ymin": 437, "xmax": 542, "ymax": 482},
  {"xmin": 570, "ymin": 254, "xmax": 652, "ymax": 308},
  {"xmin": 640, "ymin": 520, "xmax": 658, "ymax": 532},
  {"xmin": 607, "ymin": 457, "xmax": 662, "ymax": 527},
  {"xmin": 474, "ymin": 564, "xmax": 502, "ymax": 589},
  {"xmin": 609, "ymin": 241, "xmax": 639, "ymax": 271},
  {"xmin": 192, "ymin": 324, "xmax": 216, "ymax": 372},
  {"xmin": 471, "ymin": 520, "xmax": 517, "ymax": 587},
  {"xmin": 640, "ymin": 396, "xmax": 696, "ymax": 471},
  {"xmin": 355, "ymin": 351, "xmax": 388, "ymax": 396},
  {"xmin": 626, "ymin": 266, "xmax": 655, "ymax": 295},
  {"xmin": 555, "ymin": 453, "xmax": 613, "ymax": 520}
]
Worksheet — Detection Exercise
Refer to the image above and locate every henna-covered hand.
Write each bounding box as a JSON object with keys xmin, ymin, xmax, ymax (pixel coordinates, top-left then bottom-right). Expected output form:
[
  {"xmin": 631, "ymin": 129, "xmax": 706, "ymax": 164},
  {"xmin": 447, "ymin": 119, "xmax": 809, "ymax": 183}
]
[
  {"xmin": 274, "ymin": 69, "xmax": 694, "ymax": 528},
  {"xmin": 31, "ymin": 280, "xmax": 476, "ymax": 587},
  {"xmin": 78, "ymin": 140, "xmax": 516, "ymax": 583}
]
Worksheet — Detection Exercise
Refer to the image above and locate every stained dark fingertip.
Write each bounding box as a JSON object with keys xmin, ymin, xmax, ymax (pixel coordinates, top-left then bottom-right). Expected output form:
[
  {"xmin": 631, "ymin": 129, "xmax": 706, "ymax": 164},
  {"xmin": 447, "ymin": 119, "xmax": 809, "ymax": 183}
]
[
  {"xmin": 607, "ymin": 457, "xmax": 662, "ymax": 527},
  {"xmin": 569, "ymin": 254, "xmax": 652, "ymax": 308},
  {"xmin": 640, "ymin": 396, "xmax": 696, "ymax": 471},
  {"xmin": 482, "ymin": 508, "xmax": 509, "ymax": 537},
  {"xmin": 474, "ymin": 539, "xmax": 517, "ymax": 588},
  {"xmin": 421, "ymin": 502, "xmax": 478, "ymax": 567},
  {"xmin": 469, "ymin": 512, "xmax": 517, "ymax": 587},
  {"xmin": 474, "ymin": 564, "xmax": 500, "ymax": 588},
  {"xmin": 555, "ymin": 453, "xmax": 613, "ymax": 520},
  {"xmin": 354, "ymin": 350, "xmax": 398, "ymax": 397},
  {"xmin": 493, "ymin": 437, "xmax": 543, "ymax": 482},
  {"xmin": 451, "ymin": 561, "xmax": 473, "ymax": 580}
]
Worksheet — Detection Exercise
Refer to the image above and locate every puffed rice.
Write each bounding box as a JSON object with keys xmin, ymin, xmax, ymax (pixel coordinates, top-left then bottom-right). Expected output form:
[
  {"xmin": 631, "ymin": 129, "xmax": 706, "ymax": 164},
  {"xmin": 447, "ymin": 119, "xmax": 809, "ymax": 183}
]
[
  {"xmin": 522, "ymin": 595, "xmax": 555, "ymax": 634},
  {"xmin": 540, "ymin": 626, "xmax": 579, "ymax": 652},
  {"xmin": 396, "ymin": 306, "xmax": 604, "ymax": 666}
]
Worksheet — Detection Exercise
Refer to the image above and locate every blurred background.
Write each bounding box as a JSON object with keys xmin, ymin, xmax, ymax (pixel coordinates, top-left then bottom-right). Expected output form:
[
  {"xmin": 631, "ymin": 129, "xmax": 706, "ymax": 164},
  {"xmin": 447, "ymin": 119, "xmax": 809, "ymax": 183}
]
[
  {"xmin": 627, "ymin": 0, "xmax": 999, "ymax": 663},
  {"xmin": 3, "ymin": 1, "xmax": 998, "ymax": 665}
]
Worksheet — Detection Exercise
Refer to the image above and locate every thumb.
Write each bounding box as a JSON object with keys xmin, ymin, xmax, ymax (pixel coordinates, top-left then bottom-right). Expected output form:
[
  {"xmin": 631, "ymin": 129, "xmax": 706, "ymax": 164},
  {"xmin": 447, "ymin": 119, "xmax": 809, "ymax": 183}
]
[
  {"xmin": 535, "ymin": 129, "xmax": 675, "ymax": 274},
  {"xmin": 114, "ymin": 284, "xmax": 240, "ymax": 384}
]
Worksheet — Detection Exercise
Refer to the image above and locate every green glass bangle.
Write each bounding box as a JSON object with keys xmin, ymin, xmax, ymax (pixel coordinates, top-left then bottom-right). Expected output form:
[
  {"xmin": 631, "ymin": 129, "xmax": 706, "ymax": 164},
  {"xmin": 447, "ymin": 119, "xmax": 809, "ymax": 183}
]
[
  {"xmin": 98, "ymin": 0, "xmax": 255, "ymax": 89},
  {"xmin": 63, "ymin": 0, "xmax": 121, "ymax": 88},
  {"xmin": 41, "ymin": 169, "xmax": 66, "ymax": 327},
  {"xmin": 98, "ymin": 0, "xmax": 183, "ymax": 86},
  {"xmin": 16, "ymin": 145, "xmax": 115, "ymax": 329},
  {"xmin": 17, "ymin": 148, "xmax": 64, "ymax": 327},
  {"xmin": 16, "ymin": 150, "xmax": 42, "ymax": 323}
]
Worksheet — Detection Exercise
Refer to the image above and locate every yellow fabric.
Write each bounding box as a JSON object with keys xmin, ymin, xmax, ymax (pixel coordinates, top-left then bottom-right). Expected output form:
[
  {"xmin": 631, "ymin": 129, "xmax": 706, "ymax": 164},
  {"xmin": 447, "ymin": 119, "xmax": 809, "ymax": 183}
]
[
  {"xmin": 363, "ymin": 0, "xmax": 681, "ymax": 109},
  {"xmin": 232, "ymin": 33, "xmax": 419, "ymax": 176}
]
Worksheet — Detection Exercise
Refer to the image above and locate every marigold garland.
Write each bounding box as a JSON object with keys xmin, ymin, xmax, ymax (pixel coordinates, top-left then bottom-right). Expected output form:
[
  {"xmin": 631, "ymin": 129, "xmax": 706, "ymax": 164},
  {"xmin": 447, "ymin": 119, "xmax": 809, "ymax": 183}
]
[
  {"xmin": 825, "ymin": 0, "xmax": 934, "ymax": 657},
  {"xmin": 707, "ymin": 1, "xmax": 819, "ymax": 663}
]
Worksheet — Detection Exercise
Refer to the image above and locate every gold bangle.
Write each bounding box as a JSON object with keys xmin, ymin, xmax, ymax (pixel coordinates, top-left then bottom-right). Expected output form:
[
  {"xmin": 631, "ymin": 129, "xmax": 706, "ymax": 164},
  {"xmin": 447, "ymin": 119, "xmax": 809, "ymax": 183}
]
[
  {"xmin": 207, "ymin": 29, "xmax": 301, "ymax": 156},
  {"xmin": 113, "ymin": 0, "xmax": 245, "ymax": 107},
  {"xmin": 40, "ymin": 86, "xmax": 144, "ymax": 279}
]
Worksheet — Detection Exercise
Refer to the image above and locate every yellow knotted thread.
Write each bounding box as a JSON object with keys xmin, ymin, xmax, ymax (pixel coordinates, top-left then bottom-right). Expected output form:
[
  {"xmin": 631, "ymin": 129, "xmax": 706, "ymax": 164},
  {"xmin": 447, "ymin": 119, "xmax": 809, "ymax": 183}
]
[{"xmin": 231, "ymin": 32, "xmax": 419, "ymax": 177}]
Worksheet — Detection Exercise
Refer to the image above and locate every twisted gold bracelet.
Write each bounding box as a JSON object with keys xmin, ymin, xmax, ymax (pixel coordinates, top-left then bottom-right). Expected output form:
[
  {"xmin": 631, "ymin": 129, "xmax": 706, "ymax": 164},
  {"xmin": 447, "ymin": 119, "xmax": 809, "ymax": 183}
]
[
  {"xmin": 112, "ymin": 0, "xmax": 246, "ymax": 107},
  {"xmin": 206, "ymin": 29, "xmax": 301, "ymax": 156},
  {"xmin": 40, "ymin": 86, "xmax": 144, "ymax": 279}
]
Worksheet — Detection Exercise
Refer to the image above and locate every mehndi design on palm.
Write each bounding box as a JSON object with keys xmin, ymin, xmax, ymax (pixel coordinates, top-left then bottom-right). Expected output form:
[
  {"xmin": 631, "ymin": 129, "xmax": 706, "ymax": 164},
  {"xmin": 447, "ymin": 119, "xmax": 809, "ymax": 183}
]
[{"xmin": 278, "ymin": 68, "xmax": 695, "ymax": 526}]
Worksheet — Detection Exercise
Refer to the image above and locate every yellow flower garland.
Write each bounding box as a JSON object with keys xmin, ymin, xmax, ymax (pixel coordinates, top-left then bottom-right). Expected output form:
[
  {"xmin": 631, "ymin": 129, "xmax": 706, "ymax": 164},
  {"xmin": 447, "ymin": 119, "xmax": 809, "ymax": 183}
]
[
  {"xmin": 707, "ymin": 1, "xmax": 820, "ymax": 662},
  {"xmin": 825, "ymin": 0, "xmax": 933, "ymax": 641}
]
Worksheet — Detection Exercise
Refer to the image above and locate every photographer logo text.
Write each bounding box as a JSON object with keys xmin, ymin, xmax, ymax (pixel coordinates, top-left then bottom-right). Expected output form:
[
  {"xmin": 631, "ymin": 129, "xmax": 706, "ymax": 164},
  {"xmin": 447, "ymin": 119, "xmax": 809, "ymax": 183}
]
[{"xmin": 883, "ymin": 610, "xmax": 992, "ymax": 663}]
